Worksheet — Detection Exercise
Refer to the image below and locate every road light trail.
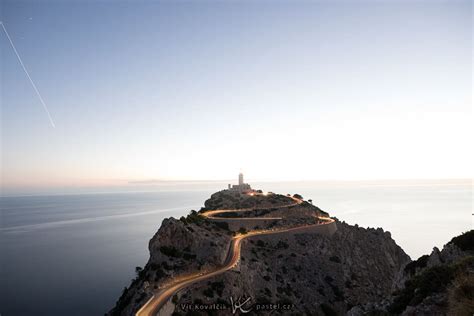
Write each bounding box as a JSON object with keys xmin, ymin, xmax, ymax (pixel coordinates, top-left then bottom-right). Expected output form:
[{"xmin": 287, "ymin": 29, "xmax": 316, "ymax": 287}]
[
  {"xmin": 136, "ymin": 195, "xmax": 335, "ymax": 316},
  {"xmin": 0, "ymin": 21, "xmax": 56, "ymax": 128}
]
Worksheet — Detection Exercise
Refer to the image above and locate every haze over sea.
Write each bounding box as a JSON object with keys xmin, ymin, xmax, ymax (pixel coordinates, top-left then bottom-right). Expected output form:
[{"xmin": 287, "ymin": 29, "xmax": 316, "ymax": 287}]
[{"xmin": 0, "ymin": 180, "xmax": 471, "ymax": 316}]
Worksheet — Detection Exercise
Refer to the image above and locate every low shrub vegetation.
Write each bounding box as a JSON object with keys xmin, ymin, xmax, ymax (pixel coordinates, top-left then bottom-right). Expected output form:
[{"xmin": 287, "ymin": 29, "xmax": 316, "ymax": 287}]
[
  {"xmin": 238, "ymin": 227, "xmax": 248, "ymax": 234},
  {"xmin": 404, "ymin": 254, "xmax": 429, "ymax": 275},
  {"xmin": 320, "ymin": 303, "xmax": 337, "ymax": 316},
  {"xmin": 160, "ymin": 246, "xmax": 182, "ymax": 258},
  {"xmin": 389, "ymin": 256, "xmax": 474, "ymax": 314},
  {"xmin": 448, "ymin": 230, "xmax": 474, "ymax": 251},
  {"xmin": 214, "ymin": 221, "xmax": 229, "ymax": 231}
]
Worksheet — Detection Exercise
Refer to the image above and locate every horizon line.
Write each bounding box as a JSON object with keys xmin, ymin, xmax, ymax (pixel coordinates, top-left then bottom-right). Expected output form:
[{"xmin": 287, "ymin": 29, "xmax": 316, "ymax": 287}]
[{"xmin": 1, "ymin": 178, "xmax": 471, "ymax": 198}]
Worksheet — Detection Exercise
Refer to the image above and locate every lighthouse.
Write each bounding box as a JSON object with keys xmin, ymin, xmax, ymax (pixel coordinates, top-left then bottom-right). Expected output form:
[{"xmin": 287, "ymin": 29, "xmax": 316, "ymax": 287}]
[
  {"xmin": 238, "ymin": 172, "xmax": 244, "ymax": 186},
  {"xmin": 228, "ymin": 172, "xmax": 251, "ymax": 193}
]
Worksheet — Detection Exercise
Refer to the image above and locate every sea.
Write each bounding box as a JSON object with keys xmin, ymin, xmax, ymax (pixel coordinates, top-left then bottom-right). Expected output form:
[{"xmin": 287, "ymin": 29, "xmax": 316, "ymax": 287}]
[{"xmin": 0, "ymin": 180, "xmax": 471, "ymax": 316}]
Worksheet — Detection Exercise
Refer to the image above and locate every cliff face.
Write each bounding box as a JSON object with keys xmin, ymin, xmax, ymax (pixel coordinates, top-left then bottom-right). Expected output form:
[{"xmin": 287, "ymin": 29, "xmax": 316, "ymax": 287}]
[
  {"xmin": 173, "ymin": 220, "xmax": 409, "ymax": 315},
  {"xmin": 389, "ymin": 231, "xmax": 473, "ymax": 316},
  {"xmin": 108, "ymin": 190, "xmax": 413, "ymax": 316},
  {"xmin": 148, "ymin": 217, "xmax": 231, "ymax": 270},
  {"xmin": 108, "ymin": 214, "xmax": 233, "ymax": 316},
  {"xmin": 348, "ymin": 230, "xmax": 474, "ymax": 316}
]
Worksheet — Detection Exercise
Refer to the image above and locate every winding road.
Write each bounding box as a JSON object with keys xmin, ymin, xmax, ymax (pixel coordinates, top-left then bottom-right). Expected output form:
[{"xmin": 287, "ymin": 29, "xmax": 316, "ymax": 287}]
[{"xmin": 136, "ymin": 195, "xmax": 335, "ymax": 316}]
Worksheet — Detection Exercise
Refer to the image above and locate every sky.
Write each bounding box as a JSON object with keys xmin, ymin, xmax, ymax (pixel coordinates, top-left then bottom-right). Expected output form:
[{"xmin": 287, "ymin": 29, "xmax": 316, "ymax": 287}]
[{"xmin": 1, "ymin": 0, "xmax": 472, "ymax": 196}]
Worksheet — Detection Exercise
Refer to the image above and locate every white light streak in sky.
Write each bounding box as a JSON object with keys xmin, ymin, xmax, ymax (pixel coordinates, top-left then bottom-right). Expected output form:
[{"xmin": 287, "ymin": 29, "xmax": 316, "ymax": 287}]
[{"xmin": 1, "ymin": 21, "xmax": 56, "ymax": 128}]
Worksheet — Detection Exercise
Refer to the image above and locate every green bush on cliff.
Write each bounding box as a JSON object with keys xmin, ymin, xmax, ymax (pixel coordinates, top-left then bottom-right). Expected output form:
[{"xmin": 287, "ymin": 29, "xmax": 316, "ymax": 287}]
[
  {"xmin": 203, "ymin": 287, "xmax": 214, "ymax": 298},
  {"xmin": 201, "ymin": 282, "xmax": 225, "ymax": 299},
  {"xmin": 150, "ymin": 262, "xmax": 166, "ymax": 281},
  {"xmin": 160, "ymin": 246, "xmax": 182, "ymax": 258},
  {"xmin": 182, "ymin": 252, "xmax": 196, "ymax": 260},
  {"xmin": 448, "ymin": 230, "xmax": 474, "ymax": 251},
  {"xmin": 404, "ymin": 254, "xmax": 429, "ymax": 275},
  {"xmin": 238, "ymin": 227, "xmax": 248, "ymax": 234},
  {"xmin": 447, "ymin": 272, "xmax": 474, "ymax": 315},
  {"xmin": 214, "ymin": 221, "xmax": 229, "ymax": 231},
  {"xmin": 211, "ymin": 281, "xmax": 225, "ymax": 296},
  {"xmin": 135, "ymin": 266, "xmax": 143, "ymax": 277},
  {"xmin": 181, "ymin": 210, "xmax": 204, "ymax": 225},
  {"xmin": 320, "ymin": 303, "xmax": 337, "ymax": 316},
  {"xmin": 276, "ymin": 241, "xmax": 289, "ymax": 249},
  {"xmin": 389, "ymin": 256, "xmax": 474, "ymax": 314}
]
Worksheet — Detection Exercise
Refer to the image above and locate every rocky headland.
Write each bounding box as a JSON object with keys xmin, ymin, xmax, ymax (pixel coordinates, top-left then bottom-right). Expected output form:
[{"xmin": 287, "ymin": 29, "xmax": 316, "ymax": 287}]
[{"xmin": 108, "ymin": 189, "xmax": 473, "ymax": 316}]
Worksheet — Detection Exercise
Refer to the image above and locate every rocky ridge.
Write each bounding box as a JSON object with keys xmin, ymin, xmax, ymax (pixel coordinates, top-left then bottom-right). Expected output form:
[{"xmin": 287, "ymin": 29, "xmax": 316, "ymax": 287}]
[{"xmin": 108, "ymin": 190, "xmax": 472, "ymax": 316}]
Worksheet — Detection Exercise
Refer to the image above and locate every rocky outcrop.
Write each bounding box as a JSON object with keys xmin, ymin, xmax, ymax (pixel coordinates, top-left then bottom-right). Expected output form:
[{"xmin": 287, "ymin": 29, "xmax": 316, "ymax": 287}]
[
  {"xmin": 172, "ymin": 220, "xmax": 409, "ymax": 315},
  {"xmin": 349, "ymin": 230, "xmax": 474, "ymax": 316},
  {"xmin": 148, "ymin": 218, "xmax": 230, "ymax": 270},
  {"xmin": 108, "ymin": 212, "xmax": 232, "ymax": 316},
  {"xmin": 204, "ymin": 190, "xmax": 294, "ymax": 211},
  {"xmin": 109, "ymin": 191, "xmax": 473, "ymax": 316}
]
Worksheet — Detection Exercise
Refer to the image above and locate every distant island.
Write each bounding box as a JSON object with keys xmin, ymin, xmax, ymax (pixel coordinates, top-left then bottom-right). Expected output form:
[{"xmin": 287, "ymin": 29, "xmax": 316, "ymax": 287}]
[{"xmin": 109, "ymin": 174, "xmax": 474, "ymax": 316}]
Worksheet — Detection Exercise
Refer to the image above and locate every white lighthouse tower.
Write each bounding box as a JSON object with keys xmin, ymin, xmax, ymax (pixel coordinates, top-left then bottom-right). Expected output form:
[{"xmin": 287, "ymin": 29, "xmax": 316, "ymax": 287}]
[{"xmin": 228, "ymin": 172, "xmax": 251, "ymax": 192}]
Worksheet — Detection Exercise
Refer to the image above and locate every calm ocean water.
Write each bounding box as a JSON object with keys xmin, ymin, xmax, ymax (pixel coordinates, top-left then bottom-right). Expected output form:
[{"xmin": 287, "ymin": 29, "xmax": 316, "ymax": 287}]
[{"xmin": 1, "ymin": 181, "xmax": 471, "ymax": 315}]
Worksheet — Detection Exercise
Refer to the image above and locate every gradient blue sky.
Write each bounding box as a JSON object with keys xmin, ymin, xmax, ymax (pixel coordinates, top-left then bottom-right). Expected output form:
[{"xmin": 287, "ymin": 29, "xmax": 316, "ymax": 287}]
[{"xmin": 1, "ymin": 1, "xmax": 472, "ymax": 195}]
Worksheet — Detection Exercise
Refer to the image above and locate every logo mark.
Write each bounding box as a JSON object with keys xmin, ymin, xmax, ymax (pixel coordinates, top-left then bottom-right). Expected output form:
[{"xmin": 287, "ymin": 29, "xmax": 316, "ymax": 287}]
[{"xmin": 230, "ymin": 296, "xmax": 253, "ymax": 314}]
